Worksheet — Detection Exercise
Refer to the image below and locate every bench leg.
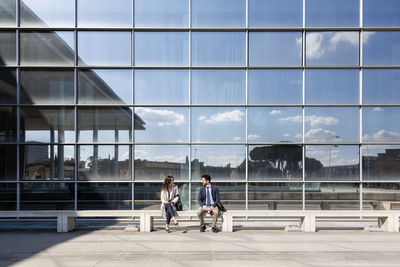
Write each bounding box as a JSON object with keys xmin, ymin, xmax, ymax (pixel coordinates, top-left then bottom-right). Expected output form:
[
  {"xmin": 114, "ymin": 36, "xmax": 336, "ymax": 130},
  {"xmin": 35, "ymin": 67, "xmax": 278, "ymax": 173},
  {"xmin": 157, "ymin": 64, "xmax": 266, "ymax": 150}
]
[
  {"xmin": 222, "ymin": 212, "xmax": 232, "ymax": 232},
  {"xmin": 57, "ymin": 214, "xmax": 75, "ymax": 233},
  {"xmin": 378, "ymin": 215, "xmax": 398, "ymax": 232},
  {"xmin": 139, "ymin": 213, "xmax": 146, "ymax": 232},
  {"xmin": 144, "ymin": 213, "xmax": 154, "ymax": 232},
  {"xmin": 300, "ymin": 214, "xmax": 315, "ymax": 232}
]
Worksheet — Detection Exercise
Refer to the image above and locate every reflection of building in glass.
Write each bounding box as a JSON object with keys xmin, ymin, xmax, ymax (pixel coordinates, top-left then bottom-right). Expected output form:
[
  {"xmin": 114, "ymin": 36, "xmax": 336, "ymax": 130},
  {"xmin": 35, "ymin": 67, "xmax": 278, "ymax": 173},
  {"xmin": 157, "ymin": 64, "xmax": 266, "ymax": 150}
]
[{"xmin": 363, "ymin": 149, "xmax": 400, "ymax": 180}]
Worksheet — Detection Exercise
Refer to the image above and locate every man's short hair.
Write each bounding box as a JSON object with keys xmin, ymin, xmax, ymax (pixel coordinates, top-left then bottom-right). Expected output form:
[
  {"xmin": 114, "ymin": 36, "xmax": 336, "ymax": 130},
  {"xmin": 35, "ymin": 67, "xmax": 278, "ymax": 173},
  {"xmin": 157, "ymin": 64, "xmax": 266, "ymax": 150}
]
[{"xmin": 201, "ymin": 174, "xmax": 211, "ymax": 182}]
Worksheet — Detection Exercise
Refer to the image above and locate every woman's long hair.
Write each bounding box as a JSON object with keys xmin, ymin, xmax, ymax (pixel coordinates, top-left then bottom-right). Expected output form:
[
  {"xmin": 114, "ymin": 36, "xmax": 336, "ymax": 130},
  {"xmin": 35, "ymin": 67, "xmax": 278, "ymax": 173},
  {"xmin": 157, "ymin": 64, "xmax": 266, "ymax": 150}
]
[{"xmin": 161, "ymin": 176, "xmax": 174, "ymax": 192}]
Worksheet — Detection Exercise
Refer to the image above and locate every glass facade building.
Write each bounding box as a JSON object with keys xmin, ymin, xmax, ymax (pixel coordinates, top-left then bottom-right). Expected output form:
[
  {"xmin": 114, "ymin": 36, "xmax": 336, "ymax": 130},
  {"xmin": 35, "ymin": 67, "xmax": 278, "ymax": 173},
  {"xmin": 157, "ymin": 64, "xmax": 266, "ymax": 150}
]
[{"xmin": 1, "ymin": 0, "xmax": 400, "ymax": 213}]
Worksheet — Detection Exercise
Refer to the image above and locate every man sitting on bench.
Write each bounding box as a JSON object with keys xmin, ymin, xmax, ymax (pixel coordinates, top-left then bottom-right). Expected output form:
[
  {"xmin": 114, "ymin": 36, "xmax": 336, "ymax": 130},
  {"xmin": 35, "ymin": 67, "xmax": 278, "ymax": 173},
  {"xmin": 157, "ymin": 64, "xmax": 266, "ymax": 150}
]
[{"xmin": 197, "ymin": 174, "xmax": 221, "ymax": 233}]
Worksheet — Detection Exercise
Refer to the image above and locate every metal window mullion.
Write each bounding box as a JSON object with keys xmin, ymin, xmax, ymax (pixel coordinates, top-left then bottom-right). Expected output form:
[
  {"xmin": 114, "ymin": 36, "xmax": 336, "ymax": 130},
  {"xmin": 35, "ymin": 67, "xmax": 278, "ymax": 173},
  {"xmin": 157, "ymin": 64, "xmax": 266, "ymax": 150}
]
[
  {"xmin": 359, "ymin": 0, "xmax": 363, "ymax": 28},
  {"xmin": 303, "ymin": 0, "xmax": 306, "ymax": 28},
  {"xmin": 74, "ymin": 0, "xmax": 78, "ymax": 28}
]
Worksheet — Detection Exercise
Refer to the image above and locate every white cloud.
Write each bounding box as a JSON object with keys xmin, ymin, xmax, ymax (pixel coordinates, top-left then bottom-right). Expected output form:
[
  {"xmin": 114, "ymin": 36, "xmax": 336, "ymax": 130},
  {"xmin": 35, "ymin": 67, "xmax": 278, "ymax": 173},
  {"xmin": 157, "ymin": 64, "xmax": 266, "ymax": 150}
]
[
  {"xmin": 363, "ymin": 129, "xmax": 400, "ymax": 142},
  {"xmin": 135, "ymin": 107, "xmax": 184, "ymax": 127},
  {"xmin": 199, "ymin": 109, "xmax": 245, "ymax": 124},
  {"xmin": 269, "ymin": 110, "xmax": 282, "ymax": 115},
  {"xmin": 307, "ymin": 32, "xmax": 359, "ymax": 59},
  {"xmin": 279, "ymin": 115, "xmax": 339, "ymax": 127},
  {"xmin": 283, "ymin": 133, "xmax": 290, "ymax": 137},
  {"xmin": 362, "ymin": 32, "xmax": 375, "ymax": 44},
  {"xmin": 373, "ymin": 107, "xmax": 384, "ymax": 112},
  {"xmin": 233, "ymin": 137, "xmax": 242, "ymax": 141},
  {"xmin": 248, "ymin": 134, "xmax": 260, "ymax": 140},
  {"xmin": 304, "ymin": 128, "xmax": 342, "ymax": 142}
]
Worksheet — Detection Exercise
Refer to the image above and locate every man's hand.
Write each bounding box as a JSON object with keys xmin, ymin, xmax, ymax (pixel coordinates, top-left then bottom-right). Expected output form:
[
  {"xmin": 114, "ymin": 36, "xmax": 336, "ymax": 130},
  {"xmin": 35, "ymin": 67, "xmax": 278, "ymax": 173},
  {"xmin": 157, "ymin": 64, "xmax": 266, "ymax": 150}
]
[
  {"xmin": 202, "ymin": 205, "xmax": 208, "ymax": 211},
  {"xmin": 209, "ymin": 206, "xmax": 214, "ymax": 212}
]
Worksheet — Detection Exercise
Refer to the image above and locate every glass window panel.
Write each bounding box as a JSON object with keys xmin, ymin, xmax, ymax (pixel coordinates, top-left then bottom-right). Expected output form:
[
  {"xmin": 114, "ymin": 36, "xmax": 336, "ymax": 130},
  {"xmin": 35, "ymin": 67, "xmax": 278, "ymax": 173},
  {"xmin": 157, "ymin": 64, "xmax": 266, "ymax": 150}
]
[
  {"xmin": 249, "ymin": 0, "xmax": 302, "ymax": 27},
  {"xmin": 363, "ymin": 69, "xmax": 400, "ymax": 104},
  {"xmin": 305, "ymin": 107, "xmax": 359, "ymax": 143},
  {"xmin": 192, "ymin": 107, "xmax": 245, "ymax": 142},
  {"xmin": 363, "ymin": 183, "xmax": 400, "ymax": 209},
  {"xmin": 191, "ymin": 145, "xmax": 246, "ymax": 181},
  {"xmin": 78, "ymin": 107, "xmax": 132, "ymax": 143},
  {"xmin": 78, "ymin": 69, "xmax": 132, "ymax": 105},
  {"xmin": 305, "ymin": 69, "xmax": 359, "ymax": 104},
  {"xmin": 77, "ymin": 0, "xmax": 132, "ymax": 27},
  {"xmin": 248, "ymin": 182, "xmax": 303, "ymax": 210},
  {"xmin": 306, "ymin": 0, "xmax": 359, "ymax": 27},
  {"xmin": 363, "ymin": 107, "xmax": 400, "ymax": 143},
  {"xmin": 77, "ymin": 183, "xmax": 132, "ymax": 210},
  {"xmin": 191, "ymin": 182, "xmax": 246, "ymax": 210},
  {"xmin": 20, "ymin": 182, "xmax": 75, "ymax": 210},
  {"xmin": 305, "ymin": 183, "xmax": 360, "ymax": 210},
  {"xmin": 134, "ymin": 145, "xmax": 189, "ymax": 181},
  {"xmin": 20, "ymin": 107, "xmax": 75, "ymax": 143},
  {"xmin": 134, "ymin": 70, "xmax": 188, "ymax": 105},
  {"xmin": 135, "ymin": 182, "xmax": 189, "ymax": 210},
  {"xmin": 364, "ymin": 0, "xmax": 400, "ymax": 27},
  {"xmin": 0, "ymin": 31, "xmax": 16, "ymax": 66},
  {"xmin": 191, "ymin": 0, "xmax": 245, "ymax": 27},
  {"xmin": 21, "ymin": 145, "xmax": 75, "ymax": 180},
  {"xmin": 134, "ymin": 32, "xmax": 188, "ymax": 66},
  {"xmin": 134, "ymin": 107, "xmax": 188, "ymax": 143},
  {"xmin": 248, "ymin": 107, "xmax": 303, "ymax": 143},
  {"xmin": 78, "ymin": 145, "xmax": 131, "ymax": 181},
  {"xmin": 0, "ymin": 69, "xmax": 17, "ymax": 104},
  {"xmin": 0, "ymin": 145, "xmax": 17, "ymax": 180},
  {"xmin": 363, "ymin": 31, "xmax": 400, "ymax": 66},
  {"xmin": 78, "ymin": 31, "xmax": 131, "ymax": 66},
  {"xmin": 305, "ymin": 145, "xmax": 360, "ymax": 181},
  {"xmin": 134, "ymin": 0, "xmax": 188, "ymax": 27},
  {"xmin": 20, "ymin": 31, "xmax": 74, "ymax": 66},
  {"xmin": 191, "ymin": 32, "xmax": 245, "ymax": 66},
  {"xmin": 191, "ymin": 70, "xmax": 245, "ymax": 104},
  {"xmin": 21, "ymin": 0, "xmax": 74, "ymax": 27},
  {"xmin": 0, "ymin": 183, "xmax": 16, "ymax": 210},
  {"xmin": 249, "ymin": 32, "xmax": 302, "ymax": 66},
  {"xmin": 306, "ymin": 31, "xmax": 359, "ymax": 66},
  {"xmin": 248, "ymin": 70, "xmax": 302, "ymax": 104},
  {"xmin": 362, "ymin": 145, "xmax": 400, "ymax": 181},
  {"xmin": 248, "ymin": 145, "xmax": 302, "ymax": 180},
  {"xmin": 20, "ymin": 69, "xmax": 74, "ymax": 104},
  {"xmin": 0, "ymin": 0, "xmax": 16, "ymax": 26},
  {"xmin": 0, "ymin": 107, "xmax": 17, "ymax": 143}
]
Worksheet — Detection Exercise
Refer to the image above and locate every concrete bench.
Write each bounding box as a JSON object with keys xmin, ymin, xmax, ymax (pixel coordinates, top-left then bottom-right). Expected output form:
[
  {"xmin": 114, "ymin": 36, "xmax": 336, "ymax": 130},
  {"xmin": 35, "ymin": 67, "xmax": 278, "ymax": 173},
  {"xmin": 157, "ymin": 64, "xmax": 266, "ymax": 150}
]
[{"xmin": 224, "ymin": 210, "xmax": 400, "ymax": 233}]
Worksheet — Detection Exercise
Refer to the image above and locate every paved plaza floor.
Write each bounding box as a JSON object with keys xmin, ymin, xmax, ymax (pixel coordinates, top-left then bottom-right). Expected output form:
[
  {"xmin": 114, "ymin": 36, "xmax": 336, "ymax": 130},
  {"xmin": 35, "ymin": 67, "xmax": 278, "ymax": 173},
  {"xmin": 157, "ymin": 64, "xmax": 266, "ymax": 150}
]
[{"xmin": 1, "ymin": 228, "xmax": 400, "ymax": 266}]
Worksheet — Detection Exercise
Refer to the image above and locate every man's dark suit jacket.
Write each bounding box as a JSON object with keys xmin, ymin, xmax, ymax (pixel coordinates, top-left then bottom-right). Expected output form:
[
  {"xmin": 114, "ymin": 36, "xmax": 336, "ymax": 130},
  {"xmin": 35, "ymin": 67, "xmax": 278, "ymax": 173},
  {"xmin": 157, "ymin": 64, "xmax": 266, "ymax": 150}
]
[{"xmin": 198, "ymin": 184, "xmax": 220, "ymax": 208}]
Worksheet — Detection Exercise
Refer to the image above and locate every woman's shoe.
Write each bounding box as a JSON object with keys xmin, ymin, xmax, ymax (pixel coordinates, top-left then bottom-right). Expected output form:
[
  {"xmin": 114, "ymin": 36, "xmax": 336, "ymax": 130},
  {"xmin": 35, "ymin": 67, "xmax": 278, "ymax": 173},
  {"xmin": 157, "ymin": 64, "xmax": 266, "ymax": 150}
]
[
  {"xmin": 174, "ymin": 222, "xmax": 178, "ymax": 226},
  {"xmin": 165, "ymin": 229, "xmax": 171, "ymax": 233}
]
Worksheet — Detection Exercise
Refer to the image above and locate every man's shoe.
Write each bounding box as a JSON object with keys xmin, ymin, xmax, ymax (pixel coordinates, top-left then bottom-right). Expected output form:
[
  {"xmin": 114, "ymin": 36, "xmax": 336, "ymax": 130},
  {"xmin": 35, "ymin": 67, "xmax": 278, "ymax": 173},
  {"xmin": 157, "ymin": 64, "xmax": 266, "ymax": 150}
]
[
  {"xmin": 212, "ymin": 227, "xmax": 219, "ymax": 233},
  {"xmin": 200, "ymin": 225, "xmax": 206, "ymax": 232}
]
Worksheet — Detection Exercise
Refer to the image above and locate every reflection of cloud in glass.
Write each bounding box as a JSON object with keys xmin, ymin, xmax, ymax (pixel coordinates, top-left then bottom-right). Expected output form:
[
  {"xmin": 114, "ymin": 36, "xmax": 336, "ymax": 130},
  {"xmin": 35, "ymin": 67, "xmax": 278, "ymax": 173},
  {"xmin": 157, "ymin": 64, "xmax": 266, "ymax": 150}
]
[
  {"xmin": 363, "ymin": 129, "xmax": 400, "ymax": 142},
  {"xmin": 248, "ymin": 134, "xmax": 260, "ymax": 141},
  {"xmin": 302, "ymin": 128, "xmax": 342, "ymax": 142},
  {"xmin": 198, "ymin": 109, "xmax": 244, "ymax": 124},
  {"xmin": 135, "ymin": 107, "xmax": 184, "ymax": 126},
  {"xmin": 279, "ymin": 115, "xmax": 339, "ymax": 127},
  {"xmin": 269, "ymin": 109, "xmax": 282, "ymax": 115},
  {"xmin": 373, "ymin": 107, "xmax": 384, "ymax": 112},
  {"xmin": 307, "ymin": 146, "xmax": 358, "ymax": 166},
  {"xmin": 307, "ymin": 32, "xmax": 358, "ymax": 59}
]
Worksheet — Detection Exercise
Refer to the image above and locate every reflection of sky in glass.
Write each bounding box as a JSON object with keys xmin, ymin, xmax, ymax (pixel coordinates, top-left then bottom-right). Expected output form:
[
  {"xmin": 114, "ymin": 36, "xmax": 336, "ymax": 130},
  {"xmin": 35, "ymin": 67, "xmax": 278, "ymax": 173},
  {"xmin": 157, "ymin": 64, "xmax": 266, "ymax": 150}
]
[
  {"xmin": 191, "ymin": 0, "xmax": 245, "ymax": 27},
  {"xmin": 134, "ymin": 0, "xmax": 188, "ymax": 27},
  {"xmin": 134, "ymin": 107, "xmax": 188, "ymax": 143},
  {"xmin": 363, "ymin": 107, "xmax": 400, "ymax": 143},
  {"xmin": 305, "ymin": 69, "xmax": 359, "ymax": 104},
  {"xmin": 191, "ymin": 70, "xmax": 245, "ymax": 104},
  {"xmin": 363, "ymin": 69, "xmax": 400, "ymax": 104},
  {"xmin": 191, "ymin": 32, "xmax": 245, "ymax": 66},
  {"xmin": 78, "ymin": 0, "xmax": 132, "ymax": 27},
  {"xmin": 363, "ymin": 31, "xmax": 400, "ymax": 66},
  {"xmin": 249, "ymin": 0, "xmax": 302, "ymax": 27},
  {"xmin": 21, "ymin": 0, "xmax": 74, "ymax": 27},
  {"xmin": 78, "ymin": 32, "xmax": 131, "ymax": 66},
  {"xmin": 78, "ymin": 69, "xmax": 132, "ymax": 104},
  {"xmin": 135, "ymin": 70, "xmax": 188, "ymax": 104},
  {"xmin": 305, "ymin": 107, "xmax": 359, "ymax": 143},
  {"xmin": 135, "ymin": 145, "xmax": 188, "ymax": 164},
  {"xmin": 192, "ymin": 145, "xmax": 245, "ymax": 168},
  {"xmin": 79, "ymin": 145, "xmax": 130, "ymax": 168},
  {"xmin": 306, "ymin": 145, "xmax": 359, "ymax": 167},
  {"xmin": 306, "ymin": 0, "xmax": 359, "ymax": 27},
  {"xmin": 306, "ymin": 31, "xmax": 359, "ymax": 66},
  {"xmin": 135, "ymin": 32, "xmax": 189, "ymax": 66},
  {"xmin": 192, "ymin": 108, "xmax": 245, "ymax": 142},
  {"xmin": 364, "ymin": 0, "xmax": 400, "ymax": 27},
  {"xmin": 250, "ymin": 32, "xmax": 302, "ymax": 66},
  {"xmin": 248, "ymin": 70, "xmax": 302, "ymax": 104},
  {"xmin": 248, "ymin": 108, "xmax": 302, "ymax": 142}
]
